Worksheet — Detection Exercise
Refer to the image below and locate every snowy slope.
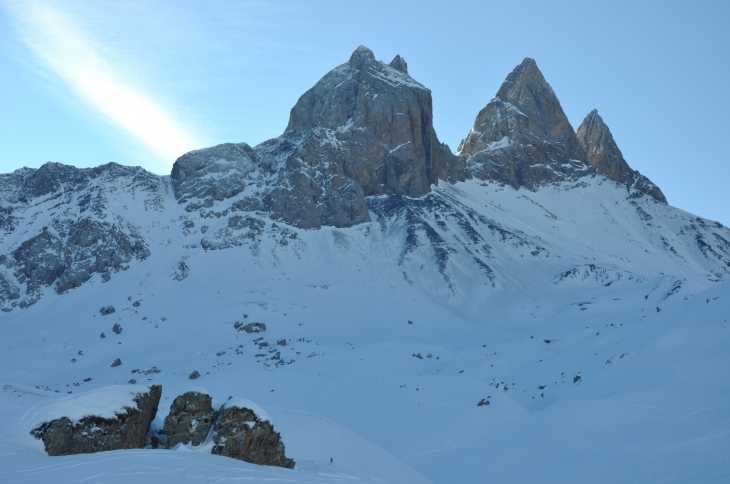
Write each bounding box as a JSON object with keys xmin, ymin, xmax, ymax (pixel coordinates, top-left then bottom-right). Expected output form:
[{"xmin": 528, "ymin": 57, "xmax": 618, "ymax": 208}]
[{"xmin": 0, "ymin": 172, "xmax": 729, "ymax": 483}]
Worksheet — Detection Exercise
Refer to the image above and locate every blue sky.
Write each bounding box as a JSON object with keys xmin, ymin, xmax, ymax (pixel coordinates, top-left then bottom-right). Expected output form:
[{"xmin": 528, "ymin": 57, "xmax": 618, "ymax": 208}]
[{"xmin": 0, "ymin": 0, "xmax": 728, "ymax": 225}]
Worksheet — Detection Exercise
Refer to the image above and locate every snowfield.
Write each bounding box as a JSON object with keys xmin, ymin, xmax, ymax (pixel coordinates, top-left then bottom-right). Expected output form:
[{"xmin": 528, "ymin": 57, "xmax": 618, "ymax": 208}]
[{"xmin": 0, "ymin": 175, "xmax": 729, "ymax": 483}]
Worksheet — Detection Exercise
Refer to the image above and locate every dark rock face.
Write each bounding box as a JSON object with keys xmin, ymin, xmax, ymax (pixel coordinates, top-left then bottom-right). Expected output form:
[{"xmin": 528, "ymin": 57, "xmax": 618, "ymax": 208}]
[
  {"xmin": 284, "ymin": 46, "xmax": 460, "ymax": 199},
  {"xmin": 577, "ymin": 109, "xmax": 667, "ymax": 203},
  {"xmin": 170, "ymin": 46, "xmax": 463, "ymax": 229},
  {"xmin": 30, "ymin": 385, "xmax": 161, "ymax": 456},
  {"xmin": 163, "ymin": 391, "xmax": 217, "ymax": 448},
  {"xmin": 7, "ymin": 218, "xmax": 149, "ymax": 307},
  {"xmin": 212, "ymin": 404, "xmax": 295, "ymax": 469},
  {"xmin": 101, "ymin": 306, "xmax": 116, "ymax": 315},
  {"xmin": 0, "ymin": 162, "xmax": 156, "ymax": 310},
  {"xmin": 458, "ymin": 58, "xmax": 589, "ymax": 189}
]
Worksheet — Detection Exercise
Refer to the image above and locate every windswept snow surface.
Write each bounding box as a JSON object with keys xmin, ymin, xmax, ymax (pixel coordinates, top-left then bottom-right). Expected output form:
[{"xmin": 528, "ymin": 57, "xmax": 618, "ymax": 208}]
[{"xmin": 0, "ymin": 177, "xmax": 729, "ymax": 482}]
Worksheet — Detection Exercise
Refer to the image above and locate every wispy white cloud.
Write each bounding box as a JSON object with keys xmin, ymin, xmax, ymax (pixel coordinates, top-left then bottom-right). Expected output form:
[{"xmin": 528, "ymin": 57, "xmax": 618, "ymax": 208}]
[{"xmin": 1, "ymin": 0, "xmax": 205, "ymax": 171}]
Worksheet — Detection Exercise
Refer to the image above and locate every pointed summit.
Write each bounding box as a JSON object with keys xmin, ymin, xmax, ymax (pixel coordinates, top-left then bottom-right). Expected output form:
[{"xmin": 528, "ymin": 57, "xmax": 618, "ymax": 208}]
[
  {"xmin": 281, "ymin": 45, "xmax": 461, "ymax": 209},
  {"xmin": 577, "ymin": 109, "xmax": 630, "ymax": 182},
  {"xmin": 577, "ymin": 110, "xmax": 667, "ymax": 203},
  {"xmin": 286, "ymin": 45, "xmax": 427, "ymax": 133},
  {"xmin": 348, "ymin": 45, "xmax": 376, "ymax": 68},
  {"xmin": 457, "ymin": 58, "xmax": 588, "ymax": 189},
  {"xmin": 389, "ymin": 54, "xmax": 408, "ymax": 74}
]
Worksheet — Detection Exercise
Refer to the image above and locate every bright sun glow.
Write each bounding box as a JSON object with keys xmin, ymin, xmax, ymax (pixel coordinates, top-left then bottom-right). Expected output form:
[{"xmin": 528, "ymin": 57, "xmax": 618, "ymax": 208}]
[{"xmin": 3, "ymin": 0, "xmax": 203, "ymax": 170}]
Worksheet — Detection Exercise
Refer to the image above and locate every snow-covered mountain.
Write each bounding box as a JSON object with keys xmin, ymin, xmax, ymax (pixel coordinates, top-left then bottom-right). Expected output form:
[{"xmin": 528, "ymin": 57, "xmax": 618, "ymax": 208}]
[{"xmin": 1, "ymin": 47, "xmax": 728, "ymax": 483}]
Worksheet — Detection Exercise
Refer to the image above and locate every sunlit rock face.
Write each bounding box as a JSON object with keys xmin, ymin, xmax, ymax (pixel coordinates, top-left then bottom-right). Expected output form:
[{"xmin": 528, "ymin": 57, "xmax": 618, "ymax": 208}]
[
  {"xmin": 171, "ymin": 46, "xmax": 463, "ymax": 229},
  {"xmin": 457, "ymin": 58, "xmax": 589, "ymax": 189}
]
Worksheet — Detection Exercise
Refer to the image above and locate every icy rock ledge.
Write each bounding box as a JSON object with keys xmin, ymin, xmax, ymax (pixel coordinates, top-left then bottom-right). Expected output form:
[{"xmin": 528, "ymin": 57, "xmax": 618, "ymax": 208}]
[{"xmin": 28, "ymin": 385, "xmax": 162, "ymax": 456}]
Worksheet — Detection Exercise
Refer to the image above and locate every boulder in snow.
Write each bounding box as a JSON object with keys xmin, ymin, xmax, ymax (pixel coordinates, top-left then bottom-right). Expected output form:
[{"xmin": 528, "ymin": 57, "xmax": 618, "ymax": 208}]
[
  {"xmin": 100, "ymin": 306, "xmax": 116, "ymax": 315},
  {"xmin": 29, "ymin": 385, "xmax": 161, "ymax": 456},
  {"xmin": 163, "ymin": 391, "xmax": 217, "ymax": 448},
  {"xmin": 211, "ymin": 399, "xmax": 295, "ymax": 469},
  {"xmin": 240, "ymin": 322, "xmax": 266, "ymax": 333}
]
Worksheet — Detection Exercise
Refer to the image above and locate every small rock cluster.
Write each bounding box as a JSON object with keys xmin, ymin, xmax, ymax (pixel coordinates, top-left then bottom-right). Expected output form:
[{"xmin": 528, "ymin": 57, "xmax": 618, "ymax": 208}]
[{"xmin": 30, "ymin": 386, "xmax": 295, "ymax": 469}]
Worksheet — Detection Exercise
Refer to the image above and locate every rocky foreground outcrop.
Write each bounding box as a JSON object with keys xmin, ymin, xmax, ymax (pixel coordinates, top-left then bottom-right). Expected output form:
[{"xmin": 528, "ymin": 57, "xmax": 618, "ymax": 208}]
[
  {"xmin": 162, "ymin": 391, "xmax": 294, "ymax": 469},
  {"xmin": 577, "ymin": 109, "xmax": 666, "ymax": 203},
  {"xmin": 30, "ymin": 385, "xmax": 161, "ymax": 456},
  {"xmin": 30, "ymin": 387, "xmax": 295, "ymax": 469},
  {"xmin": 212, "ymin": 401, "xmax": 295, "ymax": 468},
  {"xmin": 163, "ymin": 391, "xmax": 217, "ymax": 447}
]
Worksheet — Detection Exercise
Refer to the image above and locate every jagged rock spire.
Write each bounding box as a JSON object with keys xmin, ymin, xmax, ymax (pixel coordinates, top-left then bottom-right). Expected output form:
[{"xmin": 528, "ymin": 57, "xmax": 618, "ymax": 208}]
[
  {"xmin": 389, "ymin": 54, "xmax": 408, "ymax": 74},
  {"xmin": 457, "ymin": 58, "xmax": 588, "ymax": 189},
  {"xmin": 578, "ymin": 110, "xmax": 667, "ymax": 203}
]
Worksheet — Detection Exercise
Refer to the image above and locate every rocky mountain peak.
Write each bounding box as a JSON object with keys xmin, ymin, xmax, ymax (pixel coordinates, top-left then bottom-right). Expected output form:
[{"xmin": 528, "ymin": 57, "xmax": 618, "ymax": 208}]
[
  {"xmin": 285, "ymin": 45, "xmax": 427, "ymax": 133},
  {"xmin": 457, "ymin": 58, "xmax": 588, "ymax": 189},
  {"xmin": 577, "ymin": 110, "xmax": 667, "ymax": 203},
  {"xmin": 348, "ymin": 45, "xmax": 376, "ymax": 68},
  {"xmin": 276, "ymin": 45, "xmax": 464, "ymax": 223},
  {"xmin": 172, "ymin": 46, "xmax": 463, "ymax": 229},
  {"xmin": 389, "ymin": 54, "xmax": 408, "ymax": 74}
]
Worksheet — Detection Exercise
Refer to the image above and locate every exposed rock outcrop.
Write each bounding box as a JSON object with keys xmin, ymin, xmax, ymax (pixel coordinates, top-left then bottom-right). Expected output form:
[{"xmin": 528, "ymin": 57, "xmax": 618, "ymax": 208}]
[
  {"xmin": 101, "ymin": 306, "xmax": 116, "ymax": 316},
  {"xmin": 0, "ymin": 270, "xmax": 20, "ymax": 311},
  {"xmin": 7, "ymin": 218, "xmax": 150, "ymax": 305},
  {"xmin": 0, "ymin": 162, "xmax": 164, "ymax": 211},
  {"xmin": 577, "ymin": 109, "xmax": 667, "ymax": 203},
  {"xmin": 171, "ymin": 143, "xmax": 259, "ymax": 211},
  {"xmin": 235, "ymin": 322, "xmax": 266, "ymax": 333},
  {"xmin": 30, "ymin": 385, "xmax": 161, "ymax": 456},
  {"xmin": 171, "ymin": 46, "xmax": 463, "ymax": 229},
  {"xmin": 160, "ymin": 391, "xmax": 294, "ymax": 468},
  {"xmin": 458, "ymin": 58, "xmax": 589, "ymax": 189},
  {"xmin": 0, "ymin": 162, "xmax": 158, "ymax": 310},
  {"xmin": 212, "ymin": 402, "xmax": 295, "ymax": 469},
  {"xmin": 163, "ymin": 391, "xmax": 217, "ymax": 447}
]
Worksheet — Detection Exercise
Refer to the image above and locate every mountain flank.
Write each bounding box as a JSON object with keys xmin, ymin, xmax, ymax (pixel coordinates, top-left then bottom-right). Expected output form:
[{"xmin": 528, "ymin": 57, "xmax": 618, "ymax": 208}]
[{"xmin": 0, "ymin": 47, "xmax": 696, "ymax": 311}]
